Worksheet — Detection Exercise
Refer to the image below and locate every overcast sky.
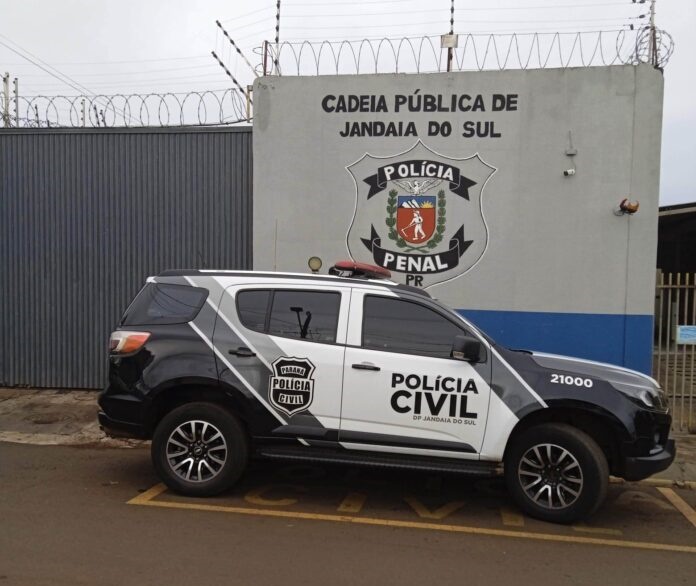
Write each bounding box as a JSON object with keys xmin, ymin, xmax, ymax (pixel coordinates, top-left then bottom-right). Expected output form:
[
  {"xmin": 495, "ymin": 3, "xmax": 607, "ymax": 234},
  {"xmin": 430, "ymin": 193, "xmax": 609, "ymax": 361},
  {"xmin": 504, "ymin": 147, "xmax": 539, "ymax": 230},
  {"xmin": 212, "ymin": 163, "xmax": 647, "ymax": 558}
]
[{"xmin": 0, "ymin": 0, "xmax": 693, "ymax": 205}]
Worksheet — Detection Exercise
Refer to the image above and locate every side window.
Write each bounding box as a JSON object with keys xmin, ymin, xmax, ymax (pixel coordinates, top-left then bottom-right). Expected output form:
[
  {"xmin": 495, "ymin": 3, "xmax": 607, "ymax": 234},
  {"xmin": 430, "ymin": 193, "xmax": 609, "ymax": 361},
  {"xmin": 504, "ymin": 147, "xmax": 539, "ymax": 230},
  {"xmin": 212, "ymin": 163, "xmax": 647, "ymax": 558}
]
[
  {"xmin": 121, "ymin": 283, "xmax": 208, "ymax": 326},
  {"xmin": 362, "ymin": 295, "xmax": 464, "ymax": 358},
  {"xmin": 237, "ymin": 290, "xmax": 271, "ymax": 332},
  {"xmin": 268, "ymin": 290, "xmax": 340, "ymax": 343}
]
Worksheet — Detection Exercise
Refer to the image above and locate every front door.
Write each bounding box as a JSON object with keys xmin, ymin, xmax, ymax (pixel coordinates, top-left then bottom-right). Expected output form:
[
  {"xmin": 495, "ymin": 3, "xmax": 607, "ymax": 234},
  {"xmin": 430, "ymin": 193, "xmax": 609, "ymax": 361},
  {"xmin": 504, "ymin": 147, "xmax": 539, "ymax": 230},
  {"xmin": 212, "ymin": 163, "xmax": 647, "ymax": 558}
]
[{"xmin": 340, "ymin": 290, "xmax": 491, "ymax": 458}]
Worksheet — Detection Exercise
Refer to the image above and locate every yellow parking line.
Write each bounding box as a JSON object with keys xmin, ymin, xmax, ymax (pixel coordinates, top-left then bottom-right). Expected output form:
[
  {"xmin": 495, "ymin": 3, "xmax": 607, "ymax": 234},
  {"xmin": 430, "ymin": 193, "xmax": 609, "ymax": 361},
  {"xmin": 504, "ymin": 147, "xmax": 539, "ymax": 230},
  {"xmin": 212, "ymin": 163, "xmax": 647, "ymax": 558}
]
[
  {"xmin": 127, "ymin": 483, "xmax": 168, "ymax": 505},
  {"xmin": 500, "ymin": 507, "xmax": 525, "ymax": 527},
  {"xmin": 337, "ymin": 492, "xmax": 368, "ymax": 514},
  {"xmin": 128, "ymin": 484, "xmax": 696, "ymax": 554},
  {"xmin": 403, "ymin": 495, "xmax": 465, "ymax": 520},
  {"xmin": 657, "ymin": 488, "xmax": 696, "ymax": 529},
  {"xmin": 572, "ymin": 523, "xmax": 622, "ymax": 536}
]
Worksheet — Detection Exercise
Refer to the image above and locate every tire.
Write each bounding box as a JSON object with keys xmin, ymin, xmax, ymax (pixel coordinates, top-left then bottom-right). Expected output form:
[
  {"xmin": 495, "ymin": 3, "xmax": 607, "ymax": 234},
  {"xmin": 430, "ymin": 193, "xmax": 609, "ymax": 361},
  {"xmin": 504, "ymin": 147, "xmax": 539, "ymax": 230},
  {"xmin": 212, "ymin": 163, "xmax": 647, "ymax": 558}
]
[
  {"xmin": 151, "ymin": 402, "xmax": 249, "ymax": 497},
  {"xmin": 504, "ymin": 423, "xmax": 608, "ymax": 524}
]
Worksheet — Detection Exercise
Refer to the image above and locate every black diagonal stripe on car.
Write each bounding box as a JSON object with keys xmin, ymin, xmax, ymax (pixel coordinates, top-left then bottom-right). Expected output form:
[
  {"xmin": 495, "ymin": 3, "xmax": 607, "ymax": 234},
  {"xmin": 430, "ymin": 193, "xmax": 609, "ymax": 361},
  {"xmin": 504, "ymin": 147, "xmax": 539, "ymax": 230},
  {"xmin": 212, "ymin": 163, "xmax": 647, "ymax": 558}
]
[
  {"xmin": 489, "ymin": 347, "xmax": 547, "ymax": 418},
  {"xmin": 339, "ymin": 430, "xmax": 476, "ymax": 453}
]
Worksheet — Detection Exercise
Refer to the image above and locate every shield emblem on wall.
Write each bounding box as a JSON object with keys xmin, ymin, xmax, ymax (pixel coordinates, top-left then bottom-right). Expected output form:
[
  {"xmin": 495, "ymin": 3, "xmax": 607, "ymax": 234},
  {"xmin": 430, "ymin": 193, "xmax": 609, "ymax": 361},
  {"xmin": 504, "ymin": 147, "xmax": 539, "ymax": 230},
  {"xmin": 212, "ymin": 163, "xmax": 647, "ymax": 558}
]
[
  {"xmin": 345, "ymin": 141, "xmax": 496, "ymax": 289},
  {"xmin": 396, "ymin": 196, "xmax": 436, "ymax": 244}
]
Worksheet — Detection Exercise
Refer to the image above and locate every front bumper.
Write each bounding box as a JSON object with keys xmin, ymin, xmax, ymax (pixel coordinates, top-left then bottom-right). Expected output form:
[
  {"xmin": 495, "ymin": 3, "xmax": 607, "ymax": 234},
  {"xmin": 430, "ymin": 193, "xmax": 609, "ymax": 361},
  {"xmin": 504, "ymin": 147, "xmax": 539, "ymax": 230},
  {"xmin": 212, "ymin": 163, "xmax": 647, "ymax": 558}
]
[{"xmin": 621, "ymin": 439, "xmax": 676, "ymax": 481}]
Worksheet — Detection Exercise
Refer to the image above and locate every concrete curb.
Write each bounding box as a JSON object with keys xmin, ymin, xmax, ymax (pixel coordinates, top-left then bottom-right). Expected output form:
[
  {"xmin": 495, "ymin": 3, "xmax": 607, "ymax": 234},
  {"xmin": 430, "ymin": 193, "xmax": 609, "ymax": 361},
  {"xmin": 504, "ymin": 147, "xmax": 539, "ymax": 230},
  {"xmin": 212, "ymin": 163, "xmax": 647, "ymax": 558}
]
[{"xmin": 0, "ymin": 430, "xmax": 145, "ymax": 449}]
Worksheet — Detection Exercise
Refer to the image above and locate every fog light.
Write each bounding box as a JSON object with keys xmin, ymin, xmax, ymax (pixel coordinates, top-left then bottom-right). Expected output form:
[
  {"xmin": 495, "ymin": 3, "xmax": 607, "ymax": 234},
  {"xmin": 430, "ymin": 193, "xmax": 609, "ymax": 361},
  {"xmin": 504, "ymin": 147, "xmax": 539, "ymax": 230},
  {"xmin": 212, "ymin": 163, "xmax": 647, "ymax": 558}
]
[{"xmin": 649, "ymin": 431, "xmax": 663, "ymax": 455}]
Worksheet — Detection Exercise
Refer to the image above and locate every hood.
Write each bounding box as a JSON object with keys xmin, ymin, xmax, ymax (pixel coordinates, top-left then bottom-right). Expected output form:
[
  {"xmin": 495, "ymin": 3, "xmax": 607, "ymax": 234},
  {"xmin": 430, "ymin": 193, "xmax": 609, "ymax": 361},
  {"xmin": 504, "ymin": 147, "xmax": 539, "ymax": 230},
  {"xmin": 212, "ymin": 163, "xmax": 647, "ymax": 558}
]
[
  {"xmin": 530, "ymin": 352, "xmax": 658, "ymax": 387},
  {"xmin": 529, "ymin": 351, "xmax": 667, "ymax": 411}
]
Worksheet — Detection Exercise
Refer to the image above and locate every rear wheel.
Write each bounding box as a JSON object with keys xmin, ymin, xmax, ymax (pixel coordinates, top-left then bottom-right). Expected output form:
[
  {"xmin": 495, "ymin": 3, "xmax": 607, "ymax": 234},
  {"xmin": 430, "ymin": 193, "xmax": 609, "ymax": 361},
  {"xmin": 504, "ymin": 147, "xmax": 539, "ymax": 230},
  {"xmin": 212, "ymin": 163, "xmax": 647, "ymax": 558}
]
[
  {"xmin": 504, "ymin": 423, "xmax": 608, "ymax": 524},
  {"xmin": 152, "ymin": 402, "xmax": 249, "ymax": 497}
]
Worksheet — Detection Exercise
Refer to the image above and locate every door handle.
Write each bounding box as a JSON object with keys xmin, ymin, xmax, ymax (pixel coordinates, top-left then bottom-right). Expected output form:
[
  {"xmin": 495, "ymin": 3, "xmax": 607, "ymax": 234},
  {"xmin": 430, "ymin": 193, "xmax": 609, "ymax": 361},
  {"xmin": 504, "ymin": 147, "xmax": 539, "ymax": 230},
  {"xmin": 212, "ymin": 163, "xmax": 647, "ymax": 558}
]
[
  {"xmin": 352, "ymin": 363, "xmax": 380, "ymax": 371},
  {"xmin": 228, "ymin": 346, "xmax": 256, "ymax": 357}
]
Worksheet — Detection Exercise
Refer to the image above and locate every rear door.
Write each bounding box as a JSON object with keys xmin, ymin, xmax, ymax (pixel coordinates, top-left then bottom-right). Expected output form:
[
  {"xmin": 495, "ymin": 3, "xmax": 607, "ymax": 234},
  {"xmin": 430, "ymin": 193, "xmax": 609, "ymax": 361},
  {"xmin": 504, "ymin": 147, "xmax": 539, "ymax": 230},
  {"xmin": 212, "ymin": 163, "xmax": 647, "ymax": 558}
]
[
  {"xmin": 215, "ymin": 283, "xmax": 350, "ymax": 443},
  {"xmin": 340, "ymin": 289, "xmax": 492, "ymax": 458}
]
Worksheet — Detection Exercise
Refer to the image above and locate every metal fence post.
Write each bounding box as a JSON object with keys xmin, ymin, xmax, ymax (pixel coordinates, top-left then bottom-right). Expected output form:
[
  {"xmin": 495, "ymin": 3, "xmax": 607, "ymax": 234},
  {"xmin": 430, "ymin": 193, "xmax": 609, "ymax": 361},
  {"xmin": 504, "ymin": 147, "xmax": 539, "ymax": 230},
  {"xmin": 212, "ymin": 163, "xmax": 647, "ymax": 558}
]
[{"xmin": 654, "ymin": 272, "xmax": 696, "ymax": 432}]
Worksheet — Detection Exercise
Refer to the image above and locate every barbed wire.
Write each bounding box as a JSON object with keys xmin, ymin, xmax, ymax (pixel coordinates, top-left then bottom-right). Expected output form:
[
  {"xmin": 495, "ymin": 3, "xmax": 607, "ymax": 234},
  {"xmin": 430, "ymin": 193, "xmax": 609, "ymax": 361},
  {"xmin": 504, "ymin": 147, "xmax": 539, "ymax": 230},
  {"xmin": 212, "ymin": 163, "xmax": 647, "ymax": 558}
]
[
  {"xmin": 261, "ymin": 29, "xmax": 674, "ymax": 75},
  {"xmin": 632, "ymin": 26, "xmax": 674, "ymax": 69},
  {"xmin": 0, "ymin": 88, "xmax": 250, "ymax": 128},
  {"xmin": 0, "ymin": 28, "xmax": 673, "ymax": 129}
]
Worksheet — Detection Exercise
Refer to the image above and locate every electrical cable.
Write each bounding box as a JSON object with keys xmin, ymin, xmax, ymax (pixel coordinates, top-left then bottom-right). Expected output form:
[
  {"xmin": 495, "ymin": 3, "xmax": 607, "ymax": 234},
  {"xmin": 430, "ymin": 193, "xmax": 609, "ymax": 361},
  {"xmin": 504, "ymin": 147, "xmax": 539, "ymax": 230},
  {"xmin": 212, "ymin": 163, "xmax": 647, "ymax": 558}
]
[
  {"xmin": 0, "ymin": 37, "xmax": 93, "ymax": 95},
  {"xmin": 18, "ymin": 64, "xmax": 220, "ymax": 78},
  {"xmin": 0, "ymin": 56, "xmax": 212, "ymax": 66},
  {"xmin": 20, "ymin": 84, "xmax": 236, "ymax": 93},
  {"xmin": 218, "ymin": 5, "xmax": 274, "ymax": 24},
  {"xmin": 282, "ymin": 16, "xmax": 634, "ymax": 30},
  {"xmin": 279, "ymin": 26, "xmax": 632, "ymax": 43},
  {"xmin": 287, "ymin": 0, "xmax": 628, "ymax": 7},
  {"xmin": 215, "ymin": 15, "xmax": 275, "ymax": 33},
  {"xmin": 280, "ymin": 3, "xmax": 630, "ymax": 18}
]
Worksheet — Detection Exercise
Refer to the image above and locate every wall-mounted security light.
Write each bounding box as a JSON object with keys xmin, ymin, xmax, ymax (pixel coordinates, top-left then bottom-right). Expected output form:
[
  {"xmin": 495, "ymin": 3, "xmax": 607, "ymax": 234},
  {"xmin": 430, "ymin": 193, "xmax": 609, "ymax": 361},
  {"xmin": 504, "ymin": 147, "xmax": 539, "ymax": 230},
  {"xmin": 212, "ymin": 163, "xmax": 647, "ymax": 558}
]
[
  {"xmin": 614, "ymin": 198, "xmax": 640, "ymax": 216},
  {"xmin": 308, "ymin": 256, "xmax": 323, "ymax": 273}
]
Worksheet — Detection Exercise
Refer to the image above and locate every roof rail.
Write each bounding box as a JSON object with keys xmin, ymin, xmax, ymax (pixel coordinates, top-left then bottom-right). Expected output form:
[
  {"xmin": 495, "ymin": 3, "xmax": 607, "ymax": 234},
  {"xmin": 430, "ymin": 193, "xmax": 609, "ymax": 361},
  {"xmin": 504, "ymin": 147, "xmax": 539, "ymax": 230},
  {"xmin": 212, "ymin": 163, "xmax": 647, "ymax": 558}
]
[{"xmin": 328, "ymin": 260, "xmax": 392, "ymax": 280}]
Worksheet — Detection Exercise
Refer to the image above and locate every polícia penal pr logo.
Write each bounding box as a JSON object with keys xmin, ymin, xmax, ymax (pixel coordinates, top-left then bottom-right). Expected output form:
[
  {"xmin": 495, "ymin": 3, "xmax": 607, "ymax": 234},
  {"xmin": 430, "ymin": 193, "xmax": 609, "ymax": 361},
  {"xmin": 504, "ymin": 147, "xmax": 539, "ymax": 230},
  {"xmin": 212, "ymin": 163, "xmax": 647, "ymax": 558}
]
[{"xmin": 346, "ymin": 141, "xmax": 495, "ymax": 288}]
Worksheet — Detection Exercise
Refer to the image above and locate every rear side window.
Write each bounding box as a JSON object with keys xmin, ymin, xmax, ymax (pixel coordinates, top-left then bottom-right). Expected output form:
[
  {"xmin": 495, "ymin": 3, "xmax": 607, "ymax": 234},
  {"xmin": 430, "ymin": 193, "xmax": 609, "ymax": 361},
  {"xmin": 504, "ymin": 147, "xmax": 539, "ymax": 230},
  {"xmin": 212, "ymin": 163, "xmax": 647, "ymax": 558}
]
[
  {"xmin": 236, "ymin": 289, "xmax": 341, "ymax": 344},
  {"xmin": 269, "ymin": 290, "xmax": 340, "ymax": 343},
  {"xmin": 121, "ymin": 283, "xmax": 208, "ymax": 326}
]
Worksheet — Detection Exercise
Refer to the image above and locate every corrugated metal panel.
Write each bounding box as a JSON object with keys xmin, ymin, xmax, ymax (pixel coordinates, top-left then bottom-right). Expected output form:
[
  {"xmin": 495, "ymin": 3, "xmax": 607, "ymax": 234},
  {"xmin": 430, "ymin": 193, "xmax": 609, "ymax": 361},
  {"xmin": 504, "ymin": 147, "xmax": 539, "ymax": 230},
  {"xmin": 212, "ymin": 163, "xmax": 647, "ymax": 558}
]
[{"xmin": 0, "ymin": 127, "xmax": 252, "ymax": 389}]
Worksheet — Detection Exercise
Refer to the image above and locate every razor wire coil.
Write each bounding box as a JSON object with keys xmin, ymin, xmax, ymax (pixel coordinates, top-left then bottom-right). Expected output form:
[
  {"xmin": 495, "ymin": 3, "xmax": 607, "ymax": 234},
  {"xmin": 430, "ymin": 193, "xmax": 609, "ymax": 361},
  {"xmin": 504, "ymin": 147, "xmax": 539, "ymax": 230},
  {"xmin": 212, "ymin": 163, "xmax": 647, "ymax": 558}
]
[
  {"xmin": 0, "ymin": 88, "xmax": 249, "ymax": 129},
  {"xmin": 261, "ymin": 29, "xmax": 674, "ymax": 76}
]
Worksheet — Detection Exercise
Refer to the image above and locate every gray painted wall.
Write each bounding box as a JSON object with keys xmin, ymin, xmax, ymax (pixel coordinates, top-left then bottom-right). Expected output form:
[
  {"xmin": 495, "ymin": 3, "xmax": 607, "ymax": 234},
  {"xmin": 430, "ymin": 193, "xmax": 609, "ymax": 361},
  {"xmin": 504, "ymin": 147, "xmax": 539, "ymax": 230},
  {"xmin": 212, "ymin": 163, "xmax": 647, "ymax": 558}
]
[
  {"xmin": 0, "ymin": 127, "xmax": 252, "ymax": 388},
  {"xmin": 252, "ymin": 65, "xmax": 663, "ymax": 316}
]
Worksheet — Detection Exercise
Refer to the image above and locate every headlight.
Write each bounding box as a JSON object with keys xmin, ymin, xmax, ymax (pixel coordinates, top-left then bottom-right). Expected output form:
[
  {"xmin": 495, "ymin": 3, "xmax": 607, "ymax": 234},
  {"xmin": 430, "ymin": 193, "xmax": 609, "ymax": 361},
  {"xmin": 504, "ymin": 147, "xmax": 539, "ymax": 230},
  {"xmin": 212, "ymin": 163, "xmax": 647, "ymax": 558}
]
[{"xmin": 613, "ymin": 381, "xmax": 668, "ymax": 411}]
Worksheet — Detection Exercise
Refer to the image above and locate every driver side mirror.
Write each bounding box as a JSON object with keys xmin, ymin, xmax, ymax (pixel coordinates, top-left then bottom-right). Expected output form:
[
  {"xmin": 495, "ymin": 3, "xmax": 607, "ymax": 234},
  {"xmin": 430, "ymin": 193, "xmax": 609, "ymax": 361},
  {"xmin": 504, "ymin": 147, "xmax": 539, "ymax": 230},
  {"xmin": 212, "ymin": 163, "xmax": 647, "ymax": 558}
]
[{"xmin": 451, "ymin": 335, "xmax": 483, "ymax": 362}]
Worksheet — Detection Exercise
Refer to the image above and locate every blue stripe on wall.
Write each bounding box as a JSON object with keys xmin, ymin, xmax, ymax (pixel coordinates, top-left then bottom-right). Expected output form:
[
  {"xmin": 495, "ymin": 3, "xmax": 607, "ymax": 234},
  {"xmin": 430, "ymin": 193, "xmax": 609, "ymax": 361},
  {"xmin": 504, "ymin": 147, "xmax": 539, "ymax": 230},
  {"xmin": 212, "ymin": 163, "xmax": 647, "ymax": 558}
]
[{"xmin": 457, "ymin": 309, "xmax": 653, "ymax": 374}]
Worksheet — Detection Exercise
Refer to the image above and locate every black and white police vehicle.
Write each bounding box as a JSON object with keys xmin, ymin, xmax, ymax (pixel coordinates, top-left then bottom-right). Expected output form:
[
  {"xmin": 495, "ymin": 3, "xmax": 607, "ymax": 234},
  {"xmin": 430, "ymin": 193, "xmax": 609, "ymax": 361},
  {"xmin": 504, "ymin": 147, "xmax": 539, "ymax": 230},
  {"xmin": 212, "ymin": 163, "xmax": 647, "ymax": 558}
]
[{"xmin": 99, "ymin": 261, "xmax": 675, "ymax": 523}]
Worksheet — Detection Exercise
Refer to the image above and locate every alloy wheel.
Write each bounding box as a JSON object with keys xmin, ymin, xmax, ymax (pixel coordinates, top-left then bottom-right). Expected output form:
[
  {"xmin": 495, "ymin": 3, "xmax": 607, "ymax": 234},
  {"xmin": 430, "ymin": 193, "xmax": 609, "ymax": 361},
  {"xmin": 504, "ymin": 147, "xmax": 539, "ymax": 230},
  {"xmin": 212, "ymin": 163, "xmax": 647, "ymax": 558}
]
[
  {"xmin": 517, "ymin": 442, "xmax": 584, "ymax": 509},
  {"xmin": 166, "ymin": 419, "xmax": 228, "ymax": 483}
]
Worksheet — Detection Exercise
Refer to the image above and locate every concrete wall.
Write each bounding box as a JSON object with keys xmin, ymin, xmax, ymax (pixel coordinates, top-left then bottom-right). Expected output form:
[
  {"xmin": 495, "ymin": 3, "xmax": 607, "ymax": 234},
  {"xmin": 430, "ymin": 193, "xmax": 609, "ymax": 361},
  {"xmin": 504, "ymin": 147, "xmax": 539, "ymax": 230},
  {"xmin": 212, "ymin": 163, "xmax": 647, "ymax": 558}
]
[{"xmin": 253, "ymin": 65, "xmax": 664, "ymax": 372}]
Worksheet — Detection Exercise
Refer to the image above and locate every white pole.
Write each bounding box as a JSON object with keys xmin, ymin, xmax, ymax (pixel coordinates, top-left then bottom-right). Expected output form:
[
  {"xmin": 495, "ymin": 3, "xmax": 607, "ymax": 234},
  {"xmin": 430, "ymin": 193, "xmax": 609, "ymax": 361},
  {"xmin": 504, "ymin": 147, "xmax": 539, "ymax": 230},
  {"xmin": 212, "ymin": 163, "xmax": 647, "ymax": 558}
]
[
  {"xmin": 649, "ymin": 0, "xmax": 657, "ymax": 66},
  {"xmin": 3, "ymin": 72, "xmax": 9, "ymax": 127},
  {"xmin": 274, "ymin": 0, "xmax": 281, "ymax": 75},
  {"xmin": 13, "ymin": 77, "xmax": 18, "ymax": 127},
  {"xmin": 447, "ymin": 0, "xmax": 454, "ymax": 73}
]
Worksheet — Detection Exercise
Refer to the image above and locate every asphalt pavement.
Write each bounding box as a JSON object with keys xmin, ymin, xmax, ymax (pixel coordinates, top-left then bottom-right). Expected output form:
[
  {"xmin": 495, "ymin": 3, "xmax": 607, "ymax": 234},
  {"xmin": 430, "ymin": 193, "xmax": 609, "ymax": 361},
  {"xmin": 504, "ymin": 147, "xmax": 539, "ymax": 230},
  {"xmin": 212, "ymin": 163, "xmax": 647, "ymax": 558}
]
[{"xmin": 1, "ymin": 388, "xmax": 696, "ymax": 585}]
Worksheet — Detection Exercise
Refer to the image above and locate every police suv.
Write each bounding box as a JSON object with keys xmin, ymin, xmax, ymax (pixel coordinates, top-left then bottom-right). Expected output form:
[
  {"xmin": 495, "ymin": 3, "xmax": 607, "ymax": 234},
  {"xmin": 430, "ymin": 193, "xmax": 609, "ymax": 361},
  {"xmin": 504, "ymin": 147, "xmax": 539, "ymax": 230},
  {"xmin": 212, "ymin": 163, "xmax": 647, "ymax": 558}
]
[{"xmin": 99, "ymin": 261, "xmax": 675, "ymax": 524}]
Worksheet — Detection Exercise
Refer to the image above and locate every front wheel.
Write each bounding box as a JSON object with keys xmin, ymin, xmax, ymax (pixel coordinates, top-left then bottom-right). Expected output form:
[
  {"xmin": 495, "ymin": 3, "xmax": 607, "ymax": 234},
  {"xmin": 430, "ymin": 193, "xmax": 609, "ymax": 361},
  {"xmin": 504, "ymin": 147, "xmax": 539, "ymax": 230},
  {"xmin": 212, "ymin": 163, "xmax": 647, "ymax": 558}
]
[
  {"xmin": 504, "ymin": 423, "xmax": 608, "ymax": 524},
  {"xmin": 152, "ymin": 402, "xmax": 249, "ymax": 497}
]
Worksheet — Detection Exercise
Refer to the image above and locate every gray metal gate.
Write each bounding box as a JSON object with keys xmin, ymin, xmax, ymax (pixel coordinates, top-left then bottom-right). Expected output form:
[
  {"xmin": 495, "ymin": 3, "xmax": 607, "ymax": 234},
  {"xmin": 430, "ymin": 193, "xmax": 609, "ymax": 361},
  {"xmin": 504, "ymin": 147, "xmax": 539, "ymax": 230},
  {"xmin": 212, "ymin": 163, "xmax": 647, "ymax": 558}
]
[
  {"xmin": 654, "ymin": 271, "xmax": 696, "ymax": 432},
  {"xmin": 0, "ymin": 126, "xmax": 252, "ymax": 389}
]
